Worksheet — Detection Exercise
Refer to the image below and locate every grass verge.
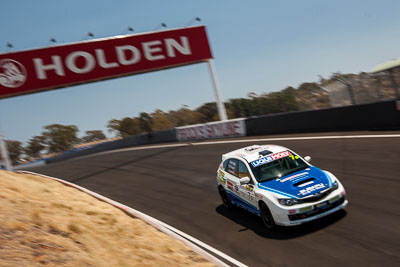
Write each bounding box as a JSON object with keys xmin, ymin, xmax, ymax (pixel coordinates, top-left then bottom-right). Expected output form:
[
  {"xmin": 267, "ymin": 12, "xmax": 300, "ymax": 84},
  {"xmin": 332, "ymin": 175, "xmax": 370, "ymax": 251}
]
[{"xmin": 0, "ymin": 170, "xmax": 215, "ymax": 267}]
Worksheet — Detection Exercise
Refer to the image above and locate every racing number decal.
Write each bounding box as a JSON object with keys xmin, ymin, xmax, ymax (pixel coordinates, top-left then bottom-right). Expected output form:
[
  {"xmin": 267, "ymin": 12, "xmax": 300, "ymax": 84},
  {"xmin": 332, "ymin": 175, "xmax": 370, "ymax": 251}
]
[
  {"xmin": 242, "ymin": 184, "xmax": 256, "ymax": 203},
  {"xmin": 246, "ymin": 191, "xmax": 255, "ymax": 201}
]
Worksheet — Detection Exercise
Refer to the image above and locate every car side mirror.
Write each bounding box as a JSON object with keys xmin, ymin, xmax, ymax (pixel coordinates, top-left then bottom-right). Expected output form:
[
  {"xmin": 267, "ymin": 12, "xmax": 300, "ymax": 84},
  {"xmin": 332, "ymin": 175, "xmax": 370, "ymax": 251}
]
[
  {"xmin": 304, "ymin": 156, "xmax": 312, "ymax": 162},
  {"xmin": 239, "ymin": 176, "xmax": 251, "ymax": 185}
]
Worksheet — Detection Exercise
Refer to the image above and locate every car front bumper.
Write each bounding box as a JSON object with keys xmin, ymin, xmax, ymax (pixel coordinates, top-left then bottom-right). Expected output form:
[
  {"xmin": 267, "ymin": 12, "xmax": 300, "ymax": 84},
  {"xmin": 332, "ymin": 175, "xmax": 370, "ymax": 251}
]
[{"xmin": 274, "ymin": 197, "xmax": 348, "ymax": 226}]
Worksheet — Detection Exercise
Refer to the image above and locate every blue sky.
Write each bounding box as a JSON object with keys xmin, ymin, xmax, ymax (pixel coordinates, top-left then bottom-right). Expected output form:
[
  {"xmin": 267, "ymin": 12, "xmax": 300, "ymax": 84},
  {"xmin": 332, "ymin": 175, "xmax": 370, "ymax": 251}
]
[{"xmin": 1, "ymin": 0, "xmax": 399, "ymax": 142}]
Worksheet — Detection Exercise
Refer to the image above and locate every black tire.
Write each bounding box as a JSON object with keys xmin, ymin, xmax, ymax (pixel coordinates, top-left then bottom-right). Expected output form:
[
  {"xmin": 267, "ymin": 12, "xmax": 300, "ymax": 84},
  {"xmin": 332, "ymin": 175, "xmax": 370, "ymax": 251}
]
[
  {"xmin": 259, "ymin": 202, "xmax": 276, "ymax": 230},
  {"xmin": 218, "ymin": 186, "xmax": 233, "ymax": 208}
]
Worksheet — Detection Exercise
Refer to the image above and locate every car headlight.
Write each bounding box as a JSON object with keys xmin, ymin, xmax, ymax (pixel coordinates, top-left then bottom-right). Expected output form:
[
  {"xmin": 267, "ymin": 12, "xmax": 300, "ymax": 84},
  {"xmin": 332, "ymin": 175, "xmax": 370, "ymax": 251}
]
[{"xmin": 278, "ymin": 198, "xmax": 299, "ymax": 206}]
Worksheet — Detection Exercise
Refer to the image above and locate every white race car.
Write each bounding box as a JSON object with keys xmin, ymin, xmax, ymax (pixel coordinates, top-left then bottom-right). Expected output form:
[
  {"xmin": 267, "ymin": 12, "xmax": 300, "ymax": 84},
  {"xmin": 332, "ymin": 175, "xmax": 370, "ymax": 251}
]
[{"xmin": 216, "ymin": 144, "xmax": 348, "ymax": 229}]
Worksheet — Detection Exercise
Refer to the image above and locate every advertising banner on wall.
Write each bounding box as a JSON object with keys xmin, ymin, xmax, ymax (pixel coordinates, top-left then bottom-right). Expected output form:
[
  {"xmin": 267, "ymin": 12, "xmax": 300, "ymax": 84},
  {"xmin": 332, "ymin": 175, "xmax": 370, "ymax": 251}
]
[
  {"xmin": 176, "ymin": 118, "xmax": 246, "ymax": 141},
  {"xmin": 0, "ymin": 26, "xmax": 212, "ymax": 99}
]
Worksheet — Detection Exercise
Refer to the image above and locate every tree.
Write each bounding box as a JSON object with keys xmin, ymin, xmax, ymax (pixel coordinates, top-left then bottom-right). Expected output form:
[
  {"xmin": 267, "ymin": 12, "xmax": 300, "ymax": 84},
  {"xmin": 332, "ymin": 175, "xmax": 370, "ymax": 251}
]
[
  {"xmin": 151, "ymin": 109, "xmax": 173, "ymax": 131},
  {"xmin": 81, "ymin": 130, "xmax": 106, "ymax": 143},
  {"xmin": 138, "ymin": 112, "xmax": 153, "ymax": 133},
  {"xmin": 5, "ymin": 140, "xmax": 23, "ymax": 165},
  {"xmin": 119, "ymin": 117, "xmax": 142, "ymax": 137},
  {"xmin": 169, "ymin": 106, "xmax": 203, "ymax": 126},
  {"xmin": 107, "ymin": 119, "xmax": 122, "ymax": 137},
  {"xmin": 41, "ymin": 124, "xmax": 79, "ymax": 153},
  {"xmin": 107, "ymin": 117, "xmax": 145, "ymax": 138},
  {"xmin": 295, "ymin": 83, "xmax": 330, "ymax": 110},
  {"xmin": 25, "ymin": 135, "xmax": 46, "ymax": 159},
  {"xmin": 226, "ymin": 98, "xmax": 255, "ymax": 118},
  {"xmin": 252, "ymin": 88, "xmax": 300, "ymax": 115},
  {"xmin": 196, "ymin": 102, "xmax": 218, "ymax": 122}
]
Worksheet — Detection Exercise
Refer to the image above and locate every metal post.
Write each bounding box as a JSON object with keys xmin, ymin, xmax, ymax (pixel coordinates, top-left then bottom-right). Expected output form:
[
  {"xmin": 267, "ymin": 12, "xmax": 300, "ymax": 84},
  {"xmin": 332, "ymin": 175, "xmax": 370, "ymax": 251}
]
[
  {"xmin": 207, "ymin": 59, "xmax": 228, "ymax": 121},
  {"xmin": 0, "ymin": 128, "xmax": 12, "ymax": 171},
  {"xmin": 333, "ymin": 75, "xmax": 356, "ymax": 105},
  {"xmin": 344, "ymin": 80, "xmax": 356, "ymax": 105}
]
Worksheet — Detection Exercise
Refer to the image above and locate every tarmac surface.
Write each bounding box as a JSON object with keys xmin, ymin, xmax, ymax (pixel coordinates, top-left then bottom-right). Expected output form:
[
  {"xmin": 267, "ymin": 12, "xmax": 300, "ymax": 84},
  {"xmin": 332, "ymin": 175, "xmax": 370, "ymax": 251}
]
[{"xmin": 29, "ymin": 132, "xmax": 400, "ymax": 267}]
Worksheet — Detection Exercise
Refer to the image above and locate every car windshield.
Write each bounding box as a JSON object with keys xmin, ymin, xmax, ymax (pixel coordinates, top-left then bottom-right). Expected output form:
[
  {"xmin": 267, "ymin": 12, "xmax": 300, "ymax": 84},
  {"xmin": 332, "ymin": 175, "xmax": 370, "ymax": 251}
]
[{"xmin": 250, "ymin": 153, "xmax": 309, "ymax": 183}]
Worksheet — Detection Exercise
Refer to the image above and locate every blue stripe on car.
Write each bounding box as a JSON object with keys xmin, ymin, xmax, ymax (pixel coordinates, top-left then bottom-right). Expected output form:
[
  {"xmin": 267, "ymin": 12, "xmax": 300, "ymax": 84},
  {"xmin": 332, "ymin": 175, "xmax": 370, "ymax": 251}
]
[
  {"xmin": 226, "ymin": 191, "xmax": 260, "ymax": 216},
  {"xmin": 257, "ymin": 184, "xmax": 298, "ymax": 198}
]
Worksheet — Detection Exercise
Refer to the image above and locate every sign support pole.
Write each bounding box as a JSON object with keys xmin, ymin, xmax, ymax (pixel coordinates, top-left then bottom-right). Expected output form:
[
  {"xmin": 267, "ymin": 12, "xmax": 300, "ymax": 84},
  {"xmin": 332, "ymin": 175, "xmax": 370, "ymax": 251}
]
[
  {"xmin": 207, "ymin": 59, "xmax": 228, "ymax": 121},
  {"xmin": 0, "ymin": 128, "xmax": 12, "ymax": 171}
]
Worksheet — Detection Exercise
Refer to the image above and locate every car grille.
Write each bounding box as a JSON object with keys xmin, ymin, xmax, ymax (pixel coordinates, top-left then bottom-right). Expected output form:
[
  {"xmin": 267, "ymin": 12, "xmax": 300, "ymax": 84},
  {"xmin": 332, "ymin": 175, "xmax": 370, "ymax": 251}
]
[
  {"xmin": 288, "ymin": 197, "xmax": 345, "ymax": 221},
  {"xmin": 297, "ymin": 186, "xmax": 337, "ymax": 203}
]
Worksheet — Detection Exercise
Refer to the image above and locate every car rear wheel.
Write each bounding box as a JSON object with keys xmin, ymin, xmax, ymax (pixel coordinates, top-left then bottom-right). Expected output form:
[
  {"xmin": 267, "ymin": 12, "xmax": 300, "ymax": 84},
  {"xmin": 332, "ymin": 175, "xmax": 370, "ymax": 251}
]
[
  {"xmin": 218, "ymin": 186, "xmax": 233, "ymax": 208},
  {"xmin": 260, "ymin": 202, "xmax": 276, "ymax": 230}
]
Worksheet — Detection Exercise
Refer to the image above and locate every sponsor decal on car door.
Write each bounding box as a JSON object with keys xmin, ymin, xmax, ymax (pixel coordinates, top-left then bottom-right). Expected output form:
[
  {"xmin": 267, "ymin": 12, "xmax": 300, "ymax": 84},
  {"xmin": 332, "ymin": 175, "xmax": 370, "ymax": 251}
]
[
  {"xmin": 237, "ymin": 160, "xmax": 256, "ymax": 205},
  {"xmin": 225, "ymin": 159, "xmax": 241, "ymax": 197}
]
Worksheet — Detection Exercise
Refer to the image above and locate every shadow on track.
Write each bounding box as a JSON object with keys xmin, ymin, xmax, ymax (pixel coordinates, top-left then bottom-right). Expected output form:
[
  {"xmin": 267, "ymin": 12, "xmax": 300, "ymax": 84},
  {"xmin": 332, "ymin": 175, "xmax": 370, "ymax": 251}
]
[
  {"xmin": 69, "ymin": 146, "xmax": 184, "ymax": 183},
  {"xmin": 216, "ymin": 205, "xmax": 347, "ymax": 239}
]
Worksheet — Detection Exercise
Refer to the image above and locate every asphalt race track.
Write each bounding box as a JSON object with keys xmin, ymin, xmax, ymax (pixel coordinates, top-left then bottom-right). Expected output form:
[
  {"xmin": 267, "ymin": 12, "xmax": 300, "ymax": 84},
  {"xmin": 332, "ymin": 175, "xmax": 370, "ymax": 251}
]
[{"xmin": 28, "ymin": 132, "xmax": 400, "ymax": 267}]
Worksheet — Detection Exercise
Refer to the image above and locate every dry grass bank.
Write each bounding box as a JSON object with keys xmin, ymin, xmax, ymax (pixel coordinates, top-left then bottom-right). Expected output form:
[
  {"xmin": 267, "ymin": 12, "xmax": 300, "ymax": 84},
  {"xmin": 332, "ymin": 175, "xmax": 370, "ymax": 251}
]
[{"xmin": 0, "ymin": 170, "xmax": 214, "ymax": 267}]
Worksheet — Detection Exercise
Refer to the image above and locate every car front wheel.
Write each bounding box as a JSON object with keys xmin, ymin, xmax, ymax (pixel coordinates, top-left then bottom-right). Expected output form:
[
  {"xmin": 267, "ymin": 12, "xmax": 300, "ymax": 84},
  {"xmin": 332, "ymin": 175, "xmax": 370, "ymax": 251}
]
[{"xmin": 260, "ymin": 202, "xmax": 276, "ymax": 230}]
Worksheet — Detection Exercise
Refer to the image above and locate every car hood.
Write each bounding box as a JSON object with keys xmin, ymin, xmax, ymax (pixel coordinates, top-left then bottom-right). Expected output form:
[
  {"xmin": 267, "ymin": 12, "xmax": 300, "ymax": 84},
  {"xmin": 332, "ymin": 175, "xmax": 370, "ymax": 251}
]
[{"xmin": 258, "ymin": 166, "xmax": 332, "ymax": 199}]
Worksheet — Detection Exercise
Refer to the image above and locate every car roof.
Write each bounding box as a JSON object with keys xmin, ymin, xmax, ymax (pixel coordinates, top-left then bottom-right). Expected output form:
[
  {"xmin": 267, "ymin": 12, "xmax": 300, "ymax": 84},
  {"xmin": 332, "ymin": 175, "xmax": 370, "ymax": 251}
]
[{"xmin": 222, "ymin": 144, "xmax": 289, "ymax": 163}]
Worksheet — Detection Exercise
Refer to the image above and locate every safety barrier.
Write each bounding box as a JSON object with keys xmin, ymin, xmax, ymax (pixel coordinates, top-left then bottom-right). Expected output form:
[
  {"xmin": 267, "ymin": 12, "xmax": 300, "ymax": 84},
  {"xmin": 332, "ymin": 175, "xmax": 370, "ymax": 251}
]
[
  {"xmin": 39, "ymin": 100, "xmax": 399, "ymax": 165},
  {"xmin": 46, "ymin": 129, "xmax": 177, "ymax": 164},
  {"xmin": 245, "ymin": 100, "xmax": 400, "ymax": 136},
  {"xmin": 176, "ymin": 118, "xmax": 246, "ymax": 141}
]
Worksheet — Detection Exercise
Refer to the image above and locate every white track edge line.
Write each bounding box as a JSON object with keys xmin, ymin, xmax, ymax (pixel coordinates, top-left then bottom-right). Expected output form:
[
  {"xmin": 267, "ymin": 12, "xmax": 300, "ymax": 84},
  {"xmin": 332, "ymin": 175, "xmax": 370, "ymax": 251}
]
[{"xmin": 17, "ymin": 170, "xmax": 248, "ymax": 267}]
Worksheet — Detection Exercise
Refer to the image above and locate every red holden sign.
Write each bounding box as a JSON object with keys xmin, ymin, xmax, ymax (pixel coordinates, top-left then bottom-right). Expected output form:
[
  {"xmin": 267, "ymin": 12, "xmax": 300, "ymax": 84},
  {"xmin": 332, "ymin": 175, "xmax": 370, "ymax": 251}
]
[
  {"xmin": 0, "ymin": 26, "xmax": 212, "ymax": 99},
  {"xmin": 176, "ymin": 119, "xmax": 246, "ymax": 141}
]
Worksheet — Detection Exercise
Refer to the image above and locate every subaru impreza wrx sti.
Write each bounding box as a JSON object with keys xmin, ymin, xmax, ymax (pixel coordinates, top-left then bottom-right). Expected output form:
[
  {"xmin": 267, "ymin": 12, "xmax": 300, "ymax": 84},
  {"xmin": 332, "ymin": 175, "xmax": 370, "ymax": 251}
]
[{"xmin": 216, "ymin": 144, "xmax": 348, "ymax": 229}]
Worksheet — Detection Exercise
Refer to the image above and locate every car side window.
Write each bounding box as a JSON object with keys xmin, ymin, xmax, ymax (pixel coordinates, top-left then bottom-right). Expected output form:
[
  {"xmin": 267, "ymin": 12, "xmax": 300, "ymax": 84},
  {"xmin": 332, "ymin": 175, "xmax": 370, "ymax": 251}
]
[
  {"xmin": 226, "ymin": 159, "xmax": 239, "ymax": 177},
  {"xmin": 222, "ymin": 159, "xmax": 229, "ymax": 170},
  {"xmin": 238, "ymin": 161, "xmax": 254, "ymax": 184},
  {"xmin": 238, "ymin": 161, "xmax": 252, "ymax": 181}
]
